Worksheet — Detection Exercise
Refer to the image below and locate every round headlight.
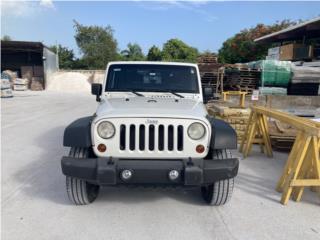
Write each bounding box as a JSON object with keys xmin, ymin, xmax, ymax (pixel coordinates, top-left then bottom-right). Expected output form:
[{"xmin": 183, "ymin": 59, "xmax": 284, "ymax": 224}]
[
  {"xmin": 188, "ymin": 122, "xmax": 205, "ymax": 140},
  {"xmin": 97, "ymin": 121, "xmax": 115, "ymax": 139}
]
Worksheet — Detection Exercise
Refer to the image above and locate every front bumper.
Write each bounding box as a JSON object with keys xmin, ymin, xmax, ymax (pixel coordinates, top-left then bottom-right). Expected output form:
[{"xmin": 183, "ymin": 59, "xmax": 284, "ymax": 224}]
[{"xmin": 61, "ymin": 157, "xmax": 239, "ymax": 186}]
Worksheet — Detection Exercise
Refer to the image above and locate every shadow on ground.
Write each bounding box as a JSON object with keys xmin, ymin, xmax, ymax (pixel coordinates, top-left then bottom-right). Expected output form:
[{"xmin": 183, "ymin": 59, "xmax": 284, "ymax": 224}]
[{"xmin": 12, "ymin": 126, "xmax": 207, "ymax": 206}]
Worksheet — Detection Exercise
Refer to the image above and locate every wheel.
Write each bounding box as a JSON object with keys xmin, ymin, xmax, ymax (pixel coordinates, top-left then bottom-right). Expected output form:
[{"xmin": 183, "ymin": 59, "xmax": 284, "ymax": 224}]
[
  {"xmin": 201, "ymin": 149, "xmax": 235, "ymax": 206},
  {"xmin": 66, "ymin": 147, "xmax": 100, "ymax": 205}
]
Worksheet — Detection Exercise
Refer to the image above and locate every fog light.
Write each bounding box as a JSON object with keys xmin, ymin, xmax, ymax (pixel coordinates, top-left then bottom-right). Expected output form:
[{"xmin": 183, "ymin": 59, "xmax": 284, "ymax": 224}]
[
  {"xmin": 196, "ymin": 144, "xmax": 205, "ymax": 153},
  {"xmin": 121, "ymin": 170, "xmax": 133, "ymax": 180},
  {"xmin": 97, "ymin": 144, "xmax": 107, "ymax": 152},
  {"xmin": 168, "ymin": 170, "xmax": 179, "ymax": 181}
]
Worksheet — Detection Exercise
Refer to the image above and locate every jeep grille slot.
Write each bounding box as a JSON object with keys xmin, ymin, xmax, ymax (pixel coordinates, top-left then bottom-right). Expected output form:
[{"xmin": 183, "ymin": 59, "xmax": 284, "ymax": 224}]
[
  {"xmin": 129, "ymin": 125, "xmax": 135, "ymax": 151},
  {"xmin": 118, "ymin": 123, "xmax": 184, "ymax": 152},
  {"xmin": 149, "ymin": 125, "xmax": 155, "ymax": 151},
  {"xmin": 139, "ymin": 125, "xmax": 145, "ymax": 150},
  {"xmin": 177, "ymin": 125, "xmax": 184, "ymax": 151},
  {"xmin": 158, "ymin": 125, "xmax": 164, "ymax": 151},
  {"xmin": 168, "ymin": 125, "xmax": 174, "ymax": 151},
  {"xmin": 120, "ymin": 124, "xmax": 126, "ymax": 150}
]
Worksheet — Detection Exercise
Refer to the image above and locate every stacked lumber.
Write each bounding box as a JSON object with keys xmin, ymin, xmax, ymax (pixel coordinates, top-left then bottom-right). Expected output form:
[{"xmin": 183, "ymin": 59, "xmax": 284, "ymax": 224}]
[
  {"xmin": 288, "ymin": 65, "xmax": 320, "ymax": 96},
  {"xmin": 207, "ymin": 102, "xmax": 251, "ymax": 143},
  {"xmin": 223, "ymin": 64, "xmax": 261, "ymax": 94}
]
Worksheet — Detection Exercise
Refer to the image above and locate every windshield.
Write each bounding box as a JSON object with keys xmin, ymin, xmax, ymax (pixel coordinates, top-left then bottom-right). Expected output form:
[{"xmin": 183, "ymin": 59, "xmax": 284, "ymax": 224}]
[{"xmin": 105, "ymin": 64, "xmax": 199, "ymax": 93}]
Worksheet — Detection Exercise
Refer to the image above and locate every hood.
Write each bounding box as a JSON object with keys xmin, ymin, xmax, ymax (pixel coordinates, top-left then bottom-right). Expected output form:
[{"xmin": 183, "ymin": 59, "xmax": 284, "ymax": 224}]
[{"xmin": 95, "ymin": 96, "xmax": 208, "ymax": 119}]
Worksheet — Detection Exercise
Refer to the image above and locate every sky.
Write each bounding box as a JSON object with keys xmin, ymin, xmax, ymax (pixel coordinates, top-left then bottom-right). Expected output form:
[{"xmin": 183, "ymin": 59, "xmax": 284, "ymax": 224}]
[{"xmin": 1, "ymin": 1, "xmax": 320, "ymax": 56}]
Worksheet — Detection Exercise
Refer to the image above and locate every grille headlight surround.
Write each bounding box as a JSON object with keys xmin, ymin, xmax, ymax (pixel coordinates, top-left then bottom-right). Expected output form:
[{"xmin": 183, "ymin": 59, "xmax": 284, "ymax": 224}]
[
  {"xmin": 97, "ymin": 121, "xmax": 115, "ymax": 139},
  {"xmin": 187, "ymin": 122, "xmax": 205, "ymax": 140}
]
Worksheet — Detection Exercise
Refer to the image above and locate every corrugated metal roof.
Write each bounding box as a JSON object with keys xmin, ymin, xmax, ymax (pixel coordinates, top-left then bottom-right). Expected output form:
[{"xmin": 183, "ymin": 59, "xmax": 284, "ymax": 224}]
[
  {"xmin": 1, "ymin": 40, "xmax": 51, "ymax": 52},
  {"xmin": 254, "ymin": 17, "xmax": 320, "ymax": 43}
]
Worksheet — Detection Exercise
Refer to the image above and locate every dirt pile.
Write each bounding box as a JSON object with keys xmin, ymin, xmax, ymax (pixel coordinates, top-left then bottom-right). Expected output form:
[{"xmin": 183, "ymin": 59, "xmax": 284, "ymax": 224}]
[{"xmin": 46, "ymin": 72, "xmax": 91, "ymax": 93}]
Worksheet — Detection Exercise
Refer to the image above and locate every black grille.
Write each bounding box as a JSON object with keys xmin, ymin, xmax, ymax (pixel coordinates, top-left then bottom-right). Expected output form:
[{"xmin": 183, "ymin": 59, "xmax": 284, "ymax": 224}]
[
  {"xmin": 158, "ymin": 125, "xmax": 164, "ymax": 151},
  {"xmin": 139, "ymin": 125, "xmax": 145, "ymax": 150},
  {"xmin": 129, "ymin": 125, "xmax": 135, "ymax": 151},
  {"xmin": 120, "ymin": 124, "xmax": 126, "ymax": 150},
  {"xmin": 149, "ymin": 125, "xmax": 155, "ymax": 151},
  {"xmin": 168, "ymin": 125, "xmax": 174, "ymax": 151},
  {"xmin": 177, "ymin": 125, "xmax": 184, "ymax": 151},
  {"xmin": 119, "ymin": 124, "xmax": 184, "ymax": 151}
]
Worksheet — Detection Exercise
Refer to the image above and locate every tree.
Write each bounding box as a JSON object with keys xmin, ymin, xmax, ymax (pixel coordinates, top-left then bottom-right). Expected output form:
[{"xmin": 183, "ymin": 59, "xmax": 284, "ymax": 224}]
[
  {"xmin": 73, "ymin": 20, "xmax": 118, "ymax": 69},
  {"xmin": 120, "ymin": 43, "xmax": 145, "ymax": 61},
  {"xmin": 72, "ymin": 58, "xmax": 89, "ymax": 69},
  {"xmin": 49, "ymin": 44, "xmax": 76, "ymax": 69},
  {"xmin": 162, "ymin": 38, "xmax": 199, "ymax": 62},
  {"xmin": 2, "ymin": 35, "xmax": 12, "ymax": 41},
  {"xmin": 147, "ymin": 45, "xmax": 162, "ymax": 61},
  {"xmin": 218, "ymin": 20, "xmax": 297, "ymax": 63}
]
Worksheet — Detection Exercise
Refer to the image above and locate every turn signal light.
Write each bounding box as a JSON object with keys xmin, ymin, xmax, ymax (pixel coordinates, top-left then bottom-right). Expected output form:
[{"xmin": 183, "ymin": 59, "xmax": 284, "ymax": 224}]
[
  {"xmin": 97, "ymin": 144, "xmax": 107, "ymax": 152},
  {"xmin": 196, "ymin": 144, "xmax": 205, "ymax": 153}
]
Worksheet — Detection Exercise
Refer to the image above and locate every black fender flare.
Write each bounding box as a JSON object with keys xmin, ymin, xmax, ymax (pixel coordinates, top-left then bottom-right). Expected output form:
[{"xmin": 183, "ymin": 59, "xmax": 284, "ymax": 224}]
[
  {"xmin": 207, "ymin": 116, "xmax": 237, "ymax": 150},
  {"xmin": 63, "ymin": 116, "xmax": 93, "ymax": 147}
]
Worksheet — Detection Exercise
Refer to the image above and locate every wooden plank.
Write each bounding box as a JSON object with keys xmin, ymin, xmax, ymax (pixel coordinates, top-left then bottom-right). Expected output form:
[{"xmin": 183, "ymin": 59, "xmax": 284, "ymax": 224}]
[
  {"xmin": 290, "ymin": 179, "xmax": 320, "ymax": 186},
  {"xmin": 276, "ymin": 131, "xmax": 304, "ymax": 192},
  {"xmin": 280, "ymin": 135, "xmax": 311, "ymax": 205},
  {"xmin": 252, "ymin": 106, "xmax": 320, "ymax": 137}
]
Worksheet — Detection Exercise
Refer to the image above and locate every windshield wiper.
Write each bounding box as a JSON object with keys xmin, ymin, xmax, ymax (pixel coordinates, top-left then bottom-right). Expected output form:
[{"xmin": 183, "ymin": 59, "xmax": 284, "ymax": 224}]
[
  {"xmin": 131, "ymin": 91, "xmax": 144, "ymax": 97},
  {"xmin": 165, "ymin": 91, "xmax": 184, "ymax": 98}
]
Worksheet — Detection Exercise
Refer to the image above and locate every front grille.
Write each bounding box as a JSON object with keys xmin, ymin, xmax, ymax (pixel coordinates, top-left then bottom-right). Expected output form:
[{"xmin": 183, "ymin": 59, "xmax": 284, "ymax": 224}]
[{"xmin": 119, "ymin": 124, "xmax": 184, "ymax": 151}]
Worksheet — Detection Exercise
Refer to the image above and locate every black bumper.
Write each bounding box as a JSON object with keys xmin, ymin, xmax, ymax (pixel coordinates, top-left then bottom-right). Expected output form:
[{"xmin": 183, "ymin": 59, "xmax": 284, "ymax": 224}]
[{"xmin": 61, "ymin": 157, "xmax": 239, "ymax": 186}]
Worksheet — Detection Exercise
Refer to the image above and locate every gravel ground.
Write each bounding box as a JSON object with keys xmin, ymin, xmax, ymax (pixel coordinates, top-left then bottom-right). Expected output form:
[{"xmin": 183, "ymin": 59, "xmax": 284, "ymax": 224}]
[{"xmin": 2, "ymin": 91, "xmax": 320, "ymax": 240}]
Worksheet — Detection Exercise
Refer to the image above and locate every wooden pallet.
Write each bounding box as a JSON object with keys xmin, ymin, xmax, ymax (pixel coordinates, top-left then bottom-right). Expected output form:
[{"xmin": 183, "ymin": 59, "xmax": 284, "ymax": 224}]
[{"xmin": 197, "ymin": 55, "xmax": 218, "ymax": 64}]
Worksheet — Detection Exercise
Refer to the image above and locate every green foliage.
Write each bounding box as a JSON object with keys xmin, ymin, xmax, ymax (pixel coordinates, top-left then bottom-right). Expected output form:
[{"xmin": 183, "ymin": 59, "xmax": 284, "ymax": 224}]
[
  {"xmin": 120, "ymin": 43, "xmax": 145, "ymax": 61},
  {"xmin": 218, "ymin": 20, "xmax": 297, "ymax": 63},
  {"xmin": 73, "ymin": 20, "xmax": 118, "ymax": 69},
  {"xmin": 147, "ymin": 45, "xmax": 162, "ymax": 61},
  {"xmin": 2, "ymin": 35, "xmax": 12, "ymax": 41},
  {"xmin": 72, "ymin": 58, "xmax": 90, "ymax": 69},
  {"xmin": 161, "ymin": 39, "xmax": 199, "ymax": 62},
  {"xmin": 49, "ymin": 45, "xmax": 75, "ymax": 69}
]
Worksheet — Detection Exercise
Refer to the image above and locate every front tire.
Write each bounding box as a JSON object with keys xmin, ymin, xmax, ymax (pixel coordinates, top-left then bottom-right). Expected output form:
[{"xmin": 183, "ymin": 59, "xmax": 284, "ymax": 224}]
[
  {"xmin": 66, "ymin": 147, "xmax": 100, "ymax": 205},
  {"xmin": 201, "ymin": 149, "xmax": 235, "ymax": 206}
]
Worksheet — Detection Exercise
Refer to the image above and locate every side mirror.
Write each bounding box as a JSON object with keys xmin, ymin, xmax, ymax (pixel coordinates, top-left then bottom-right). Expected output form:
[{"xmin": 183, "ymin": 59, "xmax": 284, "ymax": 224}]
[
  {"xmin": 203, "ymin": 87, "xmax": 213, "ymax": 104},
  {"xmin": 91, "ymin": 83, "xmax": 102, "ymax": 102}
]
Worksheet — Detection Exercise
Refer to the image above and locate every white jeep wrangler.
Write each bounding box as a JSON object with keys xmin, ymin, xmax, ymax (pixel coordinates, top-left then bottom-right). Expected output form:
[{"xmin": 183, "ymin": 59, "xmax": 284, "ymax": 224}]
[{"xmin": 61, "ymin": 62, "xmax": 239, "ymax": 205}]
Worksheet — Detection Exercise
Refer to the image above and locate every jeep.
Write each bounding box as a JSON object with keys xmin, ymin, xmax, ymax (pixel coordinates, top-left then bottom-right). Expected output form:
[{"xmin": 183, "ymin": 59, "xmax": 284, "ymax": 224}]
[{"xmin": 61, "ymin": 62, "xmax": 239, "ymax": 205}]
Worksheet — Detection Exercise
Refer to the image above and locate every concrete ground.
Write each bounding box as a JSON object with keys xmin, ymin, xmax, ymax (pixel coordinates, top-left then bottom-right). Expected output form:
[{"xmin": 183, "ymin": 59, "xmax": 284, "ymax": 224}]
[{"xmin": 2, "ymin": 91, "xmax": 320, "ymax": 240}]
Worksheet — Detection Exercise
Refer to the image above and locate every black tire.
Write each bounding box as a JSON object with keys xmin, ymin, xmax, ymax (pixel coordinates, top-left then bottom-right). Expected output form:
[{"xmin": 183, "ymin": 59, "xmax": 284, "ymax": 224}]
[
  {"xmin": 66, "ymin": 147, "xmax": 100, "ymax": 205},
  {"xmin": 201, "ymin": 149, "xmax": 234, "ymax": 206}
]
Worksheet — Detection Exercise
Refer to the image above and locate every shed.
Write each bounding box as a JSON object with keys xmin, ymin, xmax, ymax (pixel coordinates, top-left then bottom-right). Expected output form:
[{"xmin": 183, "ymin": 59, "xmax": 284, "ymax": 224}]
[
  {"xmin": 254, "ymin": 17, "xmax": 320, "ymax": 44},
  {"xmin": 1, "ymin": 40, "xmax": 59, "ymax": 90}
]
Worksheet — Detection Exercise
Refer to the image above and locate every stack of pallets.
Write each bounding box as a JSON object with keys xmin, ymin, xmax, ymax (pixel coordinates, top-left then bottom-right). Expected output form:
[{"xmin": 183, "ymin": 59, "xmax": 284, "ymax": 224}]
[
  {"xmin": 197, "ymin": 55, "xmax": 218, "ymax": 64},
  {"xmin": 197, "ymin": 54, "xmax": 222, "ymax": 95},
  {"xmin": 223, "ymin": 65, "xmax": 261, "ymax": 94}
]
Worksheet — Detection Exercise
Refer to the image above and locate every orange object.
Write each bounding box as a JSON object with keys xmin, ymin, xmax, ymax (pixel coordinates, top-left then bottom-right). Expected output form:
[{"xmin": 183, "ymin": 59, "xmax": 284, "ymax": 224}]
[
  {"xmin": 97, "ymin": 144, "xmax": 107, "ymax": 152},
  {"xmin": 196, "ymin": 145, "xmax": 205, "ymax": 153}
]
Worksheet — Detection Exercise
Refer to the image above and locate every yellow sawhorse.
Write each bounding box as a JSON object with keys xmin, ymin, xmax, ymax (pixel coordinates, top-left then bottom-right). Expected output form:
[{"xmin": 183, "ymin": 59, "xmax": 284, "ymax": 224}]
[
  {"xmin": 222, "ymin": 91, "xmax": 247, "ymax": 108},
  {"xmin": 240, "ymin": 106, "xmax": 320, "ymax": 205}
]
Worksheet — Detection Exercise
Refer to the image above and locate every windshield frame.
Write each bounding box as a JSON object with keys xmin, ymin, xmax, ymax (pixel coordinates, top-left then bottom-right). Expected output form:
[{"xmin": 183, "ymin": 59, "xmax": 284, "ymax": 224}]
[{"xmin": 104, "ymin": 63, "xmax": 200, "ymax": 94}]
